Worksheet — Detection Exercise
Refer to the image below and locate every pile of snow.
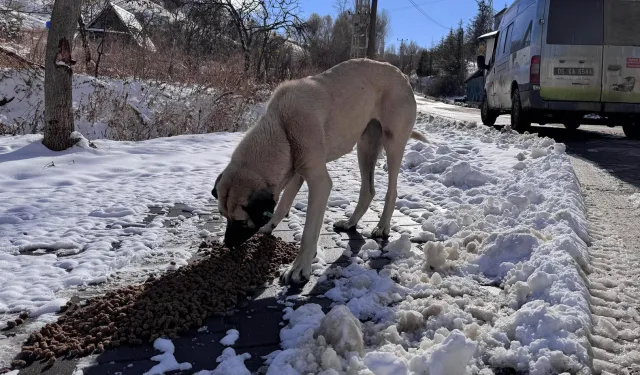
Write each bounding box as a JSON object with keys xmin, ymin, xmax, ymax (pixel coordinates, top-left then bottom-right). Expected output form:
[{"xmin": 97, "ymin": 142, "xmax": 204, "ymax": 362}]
[
  {"xmin": 143, "ymin": 338, "xmax": 192, "ymax": 375},
  {"xmin": 194, "ymin": 348, "xmax": 251, "ymax": 375},
  {"xmin": 629, "ymin": 193, "xmax": 640, "ymax": 209},
  {"xmin": 264, "ymin": 115, "xmax": 593, "ymax": 374},
  {"xmin": 220, "ymin": 329, "xmax": 240, "ymax": 346},
  {"xmin": 0, "ymin": 69, "xmax": 262, "ymax": 140}
]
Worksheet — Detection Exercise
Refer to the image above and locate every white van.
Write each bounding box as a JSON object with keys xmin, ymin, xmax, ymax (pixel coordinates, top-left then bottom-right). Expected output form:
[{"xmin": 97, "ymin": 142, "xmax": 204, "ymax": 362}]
[{"xmin": 477, "ymin": 0, "xmax": 640, "ymax": 139}]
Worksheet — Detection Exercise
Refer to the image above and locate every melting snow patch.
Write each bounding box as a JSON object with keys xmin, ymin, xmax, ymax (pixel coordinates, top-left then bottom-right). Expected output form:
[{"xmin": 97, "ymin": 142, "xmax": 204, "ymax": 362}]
[
  {"xmin": 220, "ymin": 329, "xmax": 240, "ymax": 346},
  {"xmin": 194, "ymin": 348, "xmax": 251, "ymax": 375},
  {"xmin": 143, "ymin": 338, "xmax": 192, "ymax": 375}
]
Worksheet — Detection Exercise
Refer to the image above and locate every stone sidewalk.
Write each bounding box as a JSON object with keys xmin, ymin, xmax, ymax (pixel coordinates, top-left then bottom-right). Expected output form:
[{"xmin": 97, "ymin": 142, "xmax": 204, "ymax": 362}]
[{"xmin": 15, "ymin": 158, "xmax": 424, "ymax": 375}]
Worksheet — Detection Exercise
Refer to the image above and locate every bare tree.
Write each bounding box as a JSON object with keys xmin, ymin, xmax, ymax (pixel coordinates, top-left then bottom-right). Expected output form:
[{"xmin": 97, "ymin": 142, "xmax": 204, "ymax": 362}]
[
  {"xmin": 43, "ymin": 0, "xmax": 83, "ymax": 151},
  {"xmin": 215, "ymin": 0, "xmax": 303, "ymax": 73}
]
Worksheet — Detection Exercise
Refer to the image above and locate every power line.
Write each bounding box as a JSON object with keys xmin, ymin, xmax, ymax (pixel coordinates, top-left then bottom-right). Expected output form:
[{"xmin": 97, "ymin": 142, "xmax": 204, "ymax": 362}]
[
  {"xmin": 405, "ymin": 0, "xmax": 450, "ymax": 30},
  {"xmin": 387, "ymin": 0, "xmax": 449, "ymax": 13}
]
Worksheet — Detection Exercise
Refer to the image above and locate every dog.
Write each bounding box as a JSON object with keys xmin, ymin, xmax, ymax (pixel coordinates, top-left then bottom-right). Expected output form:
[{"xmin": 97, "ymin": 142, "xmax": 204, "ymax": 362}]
[{"xmin": 212, "ymin": 58, "xmax": 426, "ymax": 284}]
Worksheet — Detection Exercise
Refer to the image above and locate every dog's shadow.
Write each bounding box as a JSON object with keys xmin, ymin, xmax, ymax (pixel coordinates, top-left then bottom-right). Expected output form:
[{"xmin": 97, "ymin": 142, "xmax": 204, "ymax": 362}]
[{"xmin": 283, "ymin": 227, "xmax": 392, "ymax": 297}]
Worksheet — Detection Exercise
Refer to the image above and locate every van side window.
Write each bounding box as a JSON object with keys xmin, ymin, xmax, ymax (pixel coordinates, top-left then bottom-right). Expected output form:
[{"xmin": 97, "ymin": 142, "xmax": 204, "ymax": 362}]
[
  {"xmin": 495, "ymin": 31, "xmax": 504, "ymax": 59},
  {"xmin": 605, "ymin": 0, "xmax": 640, "ymax": 46},
  {"xmin": 547, "ymin": 0, "xmax": 603, "ymax": 45},
  {"xmin": 501, "ymin": 23, "xmax": 514, "ymax": 56},
  {"xmin": 510, "ymin": 4, "xmax": 535, "ymax": 52}
]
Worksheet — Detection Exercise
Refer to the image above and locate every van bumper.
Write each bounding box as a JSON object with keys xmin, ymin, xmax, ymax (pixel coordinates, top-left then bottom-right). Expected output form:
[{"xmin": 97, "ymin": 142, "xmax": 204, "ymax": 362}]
[{"xmin": 520, "ymin": 84, "xmax": 640, "ymax": 114}]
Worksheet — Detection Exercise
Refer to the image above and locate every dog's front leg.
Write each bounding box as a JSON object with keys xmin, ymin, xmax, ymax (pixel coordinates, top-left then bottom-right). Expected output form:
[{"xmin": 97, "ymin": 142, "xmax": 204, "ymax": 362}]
[
  {"xmin": 259, "ymin": 174, "xmax": 304, "ymax": 234},
  {"xmin": 281, "ymin": 168, "xmax": 332, "ymax": 285}
]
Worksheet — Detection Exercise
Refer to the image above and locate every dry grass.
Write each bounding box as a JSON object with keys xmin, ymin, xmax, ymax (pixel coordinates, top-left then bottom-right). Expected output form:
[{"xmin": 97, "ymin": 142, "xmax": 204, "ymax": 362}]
[{"xmin": 0, "ymin": 29, "xmax": 286, "ymax": 140}]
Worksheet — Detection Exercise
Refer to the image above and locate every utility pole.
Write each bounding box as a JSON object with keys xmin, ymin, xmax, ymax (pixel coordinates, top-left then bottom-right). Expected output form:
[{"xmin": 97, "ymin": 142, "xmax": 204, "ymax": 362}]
[
  {"xmin": 397, "ymin": 38, "xmax": 407, "ymax": 72},
  {"xmin": 366, "ymin": 0, "xmax": 378, "ymax": 59},
  {"xmin": 350, "ymin": 0, "xmax": 370, "ymax": 59}
]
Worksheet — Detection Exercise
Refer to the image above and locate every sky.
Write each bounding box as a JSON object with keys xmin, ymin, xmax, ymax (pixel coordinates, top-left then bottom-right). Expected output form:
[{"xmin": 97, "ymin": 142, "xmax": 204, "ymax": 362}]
[{"xmin": 296, "ymin": 0, "xmax": 508, "ymax": 50}]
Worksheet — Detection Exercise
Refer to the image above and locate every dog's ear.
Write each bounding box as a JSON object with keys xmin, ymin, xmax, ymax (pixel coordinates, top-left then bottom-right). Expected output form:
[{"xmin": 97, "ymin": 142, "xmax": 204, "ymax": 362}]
[
  {"xmin": 245, "ymin": 188, "xmax": 276, "ymax": 229},
  {"xmin": 212, "ymin": 173, "xmax": 223, "ymax": 200}
]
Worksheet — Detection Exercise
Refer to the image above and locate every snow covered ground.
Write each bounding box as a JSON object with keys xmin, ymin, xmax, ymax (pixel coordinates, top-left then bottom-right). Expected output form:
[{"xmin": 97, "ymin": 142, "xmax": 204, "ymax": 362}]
[
  {"xmin": 260, "ymin": 113, "xmax": 593, "ymax": 375},
  {"xmin": 0, "ymin": 100, "xmax": 595, "ymax": 373},
  {"xmin": 0, "ymin": 69, "xmax": 264, "ymax": 140}
]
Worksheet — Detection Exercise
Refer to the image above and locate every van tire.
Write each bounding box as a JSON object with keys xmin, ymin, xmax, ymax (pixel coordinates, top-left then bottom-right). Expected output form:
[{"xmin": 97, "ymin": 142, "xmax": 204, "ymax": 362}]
[
  {"xmin": 623, "ymin": 124, "xmax": 640, "ymax": 140},
  {"xmin": 481, "ymin": 94, "xmax": 498, "ymax": 126},
  {"xmin": 563, "ymin": 121, "xmax": 581, "ymax": 131},
  {"xmin": 511, "ymin": 88, "xmax": 531, "ymax": 132}
]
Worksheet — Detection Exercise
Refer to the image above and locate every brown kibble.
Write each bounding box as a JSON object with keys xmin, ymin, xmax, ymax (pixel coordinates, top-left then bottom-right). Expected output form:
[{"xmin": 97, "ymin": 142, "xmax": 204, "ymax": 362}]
[
  {"xmin": 6, "ymin": 321, "xmax": 16, "ymax": 329},
  {"xmin": 16, "ymin": 234, "xmax": 297, "ymax": 363},
  {"xmin": 19, "ymin": 312, "xmax": 29, "ymax": 320},
  {"xmin": 46, "ymin": 356, "xmax": 56, "ymax": 367},
  {"xmin": 12, "ymin": 360, "xmax": 27, "ymax": 368}
]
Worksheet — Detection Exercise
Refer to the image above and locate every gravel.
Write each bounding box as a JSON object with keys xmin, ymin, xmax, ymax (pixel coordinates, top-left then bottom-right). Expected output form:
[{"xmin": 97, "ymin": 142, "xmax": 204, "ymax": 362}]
[{"xmin": 11, "ymin": 234, "xmax": 298, "ymax": 369}]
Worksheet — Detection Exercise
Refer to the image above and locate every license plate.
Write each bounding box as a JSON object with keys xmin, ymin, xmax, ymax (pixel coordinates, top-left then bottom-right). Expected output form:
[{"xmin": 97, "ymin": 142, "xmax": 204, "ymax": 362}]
[{"xmin": 554, "ymin": 67, "xmax": 594, "ymax": 76}]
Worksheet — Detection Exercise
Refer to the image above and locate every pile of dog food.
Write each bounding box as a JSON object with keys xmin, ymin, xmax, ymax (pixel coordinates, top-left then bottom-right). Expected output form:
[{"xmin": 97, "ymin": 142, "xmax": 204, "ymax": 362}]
[{"xmin": 12, "ymin": 234, "xmax": 298, "ymax": 368}]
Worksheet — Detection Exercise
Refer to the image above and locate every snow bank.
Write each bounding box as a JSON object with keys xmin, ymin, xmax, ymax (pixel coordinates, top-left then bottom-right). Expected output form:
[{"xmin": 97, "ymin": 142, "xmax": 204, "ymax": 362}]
[
  {"xmin": 0, "ymin": 69, "xmax": 261, "ymax": 140},
  {"xmin": 265, "ymin": 115, "xmax": 592, "ymax": 374}
]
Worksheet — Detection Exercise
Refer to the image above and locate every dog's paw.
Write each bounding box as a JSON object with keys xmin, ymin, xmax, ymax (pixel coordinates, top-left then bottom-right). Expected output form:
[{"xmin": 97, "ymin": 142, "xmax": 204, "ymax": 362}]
[
  {"xmin": 371, "ymin": 225, "xmax": 390, "ymax": 239},
  {"xmin": 258, "ymin": 222, "xmax": 277, "ymax": 234},
  {"xmin": 333, "ymin": 220, "xmax": 356, "ymax": 232},
  {"xmin": 280, "ymin": 259, "xmax": 312, "ymax": 285}
]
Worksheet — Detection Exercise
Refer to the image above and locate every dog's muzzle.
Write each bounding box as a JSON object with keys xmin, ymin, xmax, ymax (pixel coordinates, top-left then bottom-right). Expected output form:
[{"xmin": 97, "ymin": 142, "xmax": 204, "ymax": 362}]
[{"xmin": 223, "ymin": 220, "xmax": 258, "ymax": 248}]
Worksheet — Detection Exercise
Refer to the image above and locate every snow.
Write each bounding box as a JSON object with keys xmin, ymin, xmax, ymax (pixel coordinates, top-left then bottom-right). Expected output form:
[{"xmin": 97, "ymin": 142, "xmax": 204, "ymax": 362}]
[
  {"xmin": 143, "ymin": 338, "xmax": 192, "ymax": 375},
  {"xmin": 0, "ymin": 131, "xmax": 241, "ymax": 318},
  {"xmin": 0, "ymin": 93, "xmax": 596, "ymax": 374},
  {"xmin": 629, "ymin": 193, "xmax": 640, "ymax": 208},
  {"xmin": 219, "ymin": 329, "xmax": 240, "ymax": 346},
  {"xmin": 264, "ymin": 111, "xmax": 593, "ymax": 374},
  {"xmin": 194, "ymin": 348, "xmax": 251, "ymax": 375},
  {"xmin": 0, "ymin": 69, "xmax": 260, "ymax": 140}
]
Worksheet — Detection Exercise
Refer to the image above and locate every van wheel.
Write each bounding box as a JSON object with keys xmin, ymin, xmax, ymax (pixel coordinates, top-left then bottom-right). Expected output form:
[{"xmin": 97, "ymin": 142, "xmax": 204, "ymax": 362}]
[
  {"xmin": 511, "ymin": 88, "xmax": 531, "ymax": 132},
  {"xmin": 481, "ymin": 94, "xmax": 498, "ymax": 126},
  {"xmin": 564, "ymin": 121, "xmax": 581, "ymax": 131},
  {"xmin": 623, "ymin": 124, "xmax": 640, "ymax": 140}
]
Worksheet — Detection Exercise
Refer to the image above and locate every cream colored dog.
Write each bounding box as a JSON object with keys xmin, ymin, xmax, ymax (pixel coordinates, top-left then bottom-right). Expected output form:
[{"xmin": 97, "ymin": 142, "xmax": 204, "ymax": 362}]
[{"xmin": 212, "ymin": 58, "xmax": 426, "ymax": 284}]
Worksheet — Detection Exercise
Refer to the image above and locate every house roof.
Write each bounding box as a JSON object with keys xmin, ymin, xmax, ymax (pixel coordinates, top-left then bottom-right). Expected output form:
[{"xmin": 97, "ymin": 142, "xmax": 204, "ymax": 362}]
[
  {"xmin": 87, "ymin": 2, "xmax": 156, "ymax": 52},
  {"xmin": 478, "ymin": 30, "xmax": 498, "ymax": 41}
]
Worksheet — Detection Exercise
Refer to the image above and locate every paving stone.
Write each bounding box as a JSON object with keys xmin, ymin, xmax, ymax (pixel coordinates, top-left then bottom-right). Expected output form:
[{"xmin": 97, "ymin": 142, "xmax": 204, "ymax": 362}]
[
  {"xmin": 368, "ymin": 258, "xmax": 392, "ymax": 270},
  {"xmin": 82, "ymin": 359, "xmax": 157, "ymax": 375},
  {"xmin": 226, "ymin": 298, "xmax": 283, "ymax": 348},
  {"xmin": 18, "ymin": 358, "xmax": 78, "ymax": 375},
  {"xmin": 391, "ymin": 215, "xmax": 422, "ymax": 226}
]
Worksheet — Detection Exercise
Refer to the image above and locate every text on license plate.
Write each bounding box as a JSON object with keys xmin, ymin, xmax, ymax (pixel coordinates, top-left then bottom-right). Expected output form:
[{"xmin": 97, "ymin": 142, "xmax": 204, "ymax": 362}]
[{"xmin": 554, "ymin": 67, "xmax": 594, "ymax": 76}]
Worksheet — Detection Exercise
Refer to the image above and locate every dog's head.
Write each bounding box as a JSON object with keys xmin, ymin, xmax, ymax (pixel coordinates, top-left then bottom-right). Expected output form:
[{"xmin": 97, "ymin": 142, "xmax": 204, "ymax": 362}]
[{"xmin": 212, "ymin": 168, "xmax": 276, "ymax": 248}]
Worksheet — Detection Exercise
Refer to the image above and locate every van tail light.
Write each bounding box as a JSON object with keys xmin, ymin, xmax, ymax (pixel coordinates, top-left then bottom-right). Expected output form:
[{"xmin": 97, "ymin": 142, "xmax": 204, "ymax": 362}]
[{"xmin": 530, "ymin": 55, "xmax": 541, "ymax": 85}]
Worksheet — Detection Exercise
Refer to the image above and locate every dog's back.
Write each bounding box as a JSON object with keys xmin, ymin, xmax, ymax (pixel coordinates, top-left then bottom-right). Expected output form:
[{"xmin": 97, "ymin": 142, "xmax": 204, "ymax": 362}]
[{"xmin": 264, "ymin": 59, "xmax": 417, "ymax": 161}]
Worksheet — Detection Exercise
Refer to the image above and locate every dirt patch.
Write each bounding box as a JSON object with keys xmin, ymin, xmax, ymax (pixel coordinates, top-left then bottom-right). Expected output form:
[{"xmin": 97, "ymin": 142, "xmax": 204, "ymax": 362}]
[{"xmin": 11, "ymin": 234, "xmax": 297, "ymax": 369}]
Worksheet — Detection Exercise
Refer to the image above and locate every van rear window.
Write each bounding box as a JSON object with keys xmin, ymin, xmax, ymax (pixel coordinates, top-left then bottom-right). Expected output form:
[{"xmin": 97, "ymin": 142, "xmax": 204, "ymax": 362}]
[
  {"xmin": 605, "ymin": 0, "xmax": 640, "ymax": 46},
  {"xmin": 547, "ymin": 0, "xmax": 604, "ymax": 45}
]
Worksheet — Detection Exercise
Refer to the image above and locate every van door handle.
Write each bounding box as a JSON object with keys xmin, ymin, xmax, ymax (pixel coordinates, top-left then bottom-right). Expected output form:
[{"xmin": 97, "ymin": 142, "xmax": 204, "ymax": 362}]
[
  {"xmin": 608, "ymin": 64, "xmax": 622, "ymax": 71},
  {"xmin": 578, "ymin": 60, "xmax": 585, "ymax": 64}
]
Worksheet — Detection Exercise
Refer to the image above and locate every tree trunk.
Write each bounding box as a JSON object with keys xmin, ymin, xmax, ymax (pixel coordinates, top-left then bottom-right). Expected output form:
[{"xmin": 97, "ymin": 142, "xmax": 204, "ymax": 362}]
[
  {"xmin": 43, "ymin": 0, "xmax": 83, "ymax": 151},
  {"xmin": 367, "ymin": 0, "xmax": 378, "ymax": 59}
]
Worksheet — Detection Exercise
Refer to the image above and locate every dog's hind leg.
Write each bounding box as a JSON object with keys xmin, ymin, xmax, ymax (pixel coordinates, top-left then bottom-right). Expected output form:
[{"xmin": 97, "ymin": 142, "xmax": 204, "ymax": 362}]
[
  {"xmin": 372, "ymin": 119, "xmax": 414, "ymax": 239},
  {"xmin": 334, "ymin": 120, "xmax": 382, "ymax": 232},
  {"xmin": 260, "ymin": 174, "xmax": 304, "ymax": 234},
  {"xmin": 282, "ymin": 165, "xmax": 332, "ymax": 285}
]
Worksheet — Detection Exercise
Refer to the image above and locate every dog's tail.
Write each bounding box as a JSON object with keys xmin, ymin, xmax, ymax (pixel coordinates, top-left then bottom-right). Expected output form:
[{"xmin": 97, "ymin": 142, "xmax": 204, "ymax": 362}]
[{"xmin": 410, "ymin": 130, "xmax": 428, "ymax": 143}]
